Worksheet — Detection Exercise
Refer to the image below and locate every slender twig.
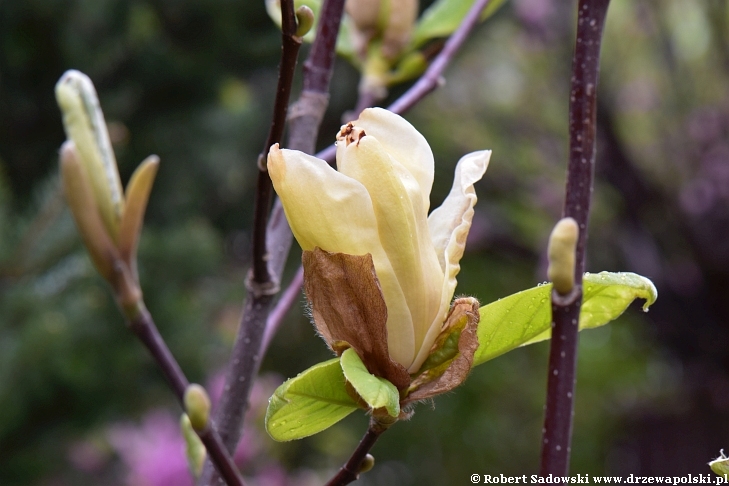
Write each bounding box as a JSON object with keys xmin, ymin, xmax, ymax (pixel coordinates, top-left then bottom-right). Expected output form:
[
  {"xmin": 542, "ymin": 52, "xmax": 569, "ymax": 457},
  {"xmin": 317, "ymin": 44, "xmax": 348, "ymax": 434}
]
[
  {"xmin": 127, "ymin": 306, "xmax": 246, "ymax": 486},
  {"xmin": 315, "ymin": 0, "xmax": 493, "ymax": 165},
  {"xmin": 539, "ymin": 0, "xmax": 610, "ymax": 476},
  {"xmin": 324, "ymin": 419, "xmax": 387, "ymax": 486},
  {"xmin": 257, "ymin": 0, "xmax": 347, "ymax": 351},
  {"xmin": 198, "ymin": 2, "xmax": 346, "ymax": 485},
  {"xmin": 261, "ymin": 265, "xmax": 304, "ymax": 356},
  {"xmin": 250, "ymin": 0, "xmax": 301, "ymax": 288}
]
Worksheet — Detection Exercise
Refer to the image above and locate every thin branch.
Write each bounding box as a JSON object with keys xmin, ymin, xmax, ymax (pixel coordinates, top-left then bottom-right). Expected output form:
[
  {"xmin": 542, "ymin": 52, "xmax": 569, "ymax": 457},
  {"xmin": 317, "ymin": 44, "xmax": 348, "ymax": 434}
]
[
  {"xmin": 127, "ymin": 306, "xmax": 246, "ymax": 486},
  {"xmin": 261, "ymin": 265, "xmax": 304, "ymax": 356},
  {"xmin": 324, "ymin": 419, "xmax": 387, "ymax": 486},
  {"xmin": 258, "ymin": 0, "xmax": 347, "ymax": 351},
  {"xmin": 388, "ymin": 0, "xmax": 491, "ymax": 114},
  {"xmin": 250, "ymin": 0, "xmax": 301, "ymax": 288},
  {"xmin": 199, "ymin": 2, "xmax": 346, "ymax": 485},
  {"xmin": 539, "ymin": 0, "xmax": 610, "ymax": 476},
  {"xmin": 315, "ymin": 0, "xmax": 493, "ymax": 165}
]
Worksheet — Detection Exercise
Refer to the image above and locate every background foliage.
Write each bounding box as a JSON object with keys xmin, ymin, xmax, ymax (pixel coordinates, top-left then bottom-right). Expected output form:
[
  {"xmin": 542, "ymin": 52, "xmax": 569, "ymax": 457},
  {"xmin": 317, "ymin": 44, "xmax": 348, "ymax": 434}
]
[{"xmin": 1, "ymin": 0, "xmax": 728, "ymax": 484}]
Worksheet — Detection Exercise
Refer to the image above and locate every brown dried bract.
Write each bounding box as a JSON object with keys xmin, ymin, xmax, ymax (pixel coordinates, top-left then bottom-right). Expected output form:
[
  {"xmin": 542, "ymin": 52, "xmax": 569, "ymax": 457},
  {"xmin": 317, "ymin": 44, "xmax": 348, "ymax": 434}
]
[
  {"xmin": 403, "ymin": 297, "xmax": 480, "ymax": 404},
  {"xmin": 302, "ymin": 248, "xmax": 411, "ymax": 390}
]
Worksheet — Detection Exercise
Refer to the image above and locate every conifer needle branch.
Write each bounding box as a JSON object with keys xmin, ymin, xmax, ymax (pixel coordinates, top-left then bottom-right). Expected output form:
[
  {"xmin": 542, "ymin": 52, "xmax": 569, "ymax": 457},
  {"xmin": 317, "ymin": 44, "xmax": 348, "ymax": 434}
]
[{"xmin": 539, "ymin": 0, "xmax": 611, "ymax": 476}]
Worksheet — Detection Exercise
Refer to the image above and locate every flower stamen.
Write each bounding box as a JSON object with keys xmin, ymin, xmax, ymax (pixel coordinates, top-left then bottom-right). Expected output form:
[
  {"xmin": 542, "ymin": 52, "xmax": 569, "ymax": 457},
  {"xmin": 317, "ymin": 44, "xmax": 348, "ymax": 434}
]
[{"xmin": 338, "ymin": 122, "xmax": 367, "ymax": 146}]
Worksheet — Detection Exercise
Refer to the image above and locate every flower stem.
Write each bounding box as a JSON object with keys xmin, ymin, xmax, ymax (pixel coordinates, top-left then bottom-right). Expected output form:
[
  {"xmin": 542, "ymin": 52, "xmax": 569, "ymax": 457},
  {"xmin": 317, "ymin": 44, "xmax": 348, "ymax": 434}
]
[
  {"xmin": 539, "ymin": 0, "xmax": 611, "ymax": 476},
  {"xmin": 324, "ymin": 419, "xmax": 387, "ymax": 486},
  {"xmin": 261, "ymin": 265, "xmax": 304, "ymax": 356},
  {"xmin": 127, "ymin": 305, "xmax": 246, "ymax": 486}
]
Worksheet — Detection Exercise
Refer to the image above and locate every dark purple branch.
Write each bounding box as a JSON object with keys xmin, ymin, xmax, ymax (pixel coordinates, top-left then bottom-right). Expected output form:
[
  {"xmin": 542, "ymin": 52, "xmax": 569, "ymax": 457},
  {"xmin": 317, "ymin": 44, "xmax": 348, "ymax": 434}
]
[
  {"xmin": 127, "ymin": 307, "xmax": 246, "ymax": 486},
  {"xmin": 261, "ymin": 0, "xmax": 347, "ymax": 341},
  {"xmin": 251, "ymin": 0, "xmax": 301, "ymax": 286},
  {"xmin": 539, "ymin": 0, "xmax": 610, "ymax": 476},
  {"xmin": 324, "ymin": 419, "xmax": 386, "ymax": 486}
]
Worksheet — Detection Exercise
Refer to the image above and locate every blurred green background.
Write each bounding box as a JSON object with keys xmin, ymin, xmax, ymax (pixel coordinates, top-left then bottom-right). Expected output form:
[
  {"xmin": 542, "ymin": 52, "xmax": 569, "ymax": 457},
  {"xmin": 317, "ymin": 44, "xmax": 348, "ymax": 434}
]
[{"xmin": 2, "ymin": 0, "xmax": 729, "ymax": 484}]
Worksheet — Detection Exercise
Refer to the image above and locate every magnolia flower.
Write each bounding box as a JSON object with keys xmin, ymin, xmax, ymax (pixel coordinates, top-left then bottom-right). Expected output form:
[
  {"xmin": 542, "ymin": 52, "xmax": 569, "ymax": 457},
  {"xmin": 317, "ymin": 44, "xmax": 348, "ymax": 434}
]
[{"xmin": 269, "ymin": 108, "xmax": 490, "ymax": 378}]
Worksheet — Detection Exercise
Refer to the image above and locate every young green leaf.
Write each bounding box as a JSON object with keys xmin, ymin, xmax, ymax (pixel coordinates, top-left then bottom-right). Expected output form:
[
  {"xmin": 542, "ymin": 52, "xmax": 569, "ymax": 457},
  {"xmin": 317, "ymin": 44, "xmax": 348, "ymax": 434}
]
[
  {"xmin": 411, "ymin": 0, "xmax": 507, "ymax": 50},
  {"xmin": 265, "ymin": 358, "xmax": 359, "ymax": 441},
  {"xmin": 709, "ymin": 451, "xmax": 729, "ymax": 477},
  {"xmin": 473, "ymin": 272, "xmax": 657, "ymax": 366},
  {"xmin": 340, "ymin": 348, "xmax": 400, "ymax": 418}
]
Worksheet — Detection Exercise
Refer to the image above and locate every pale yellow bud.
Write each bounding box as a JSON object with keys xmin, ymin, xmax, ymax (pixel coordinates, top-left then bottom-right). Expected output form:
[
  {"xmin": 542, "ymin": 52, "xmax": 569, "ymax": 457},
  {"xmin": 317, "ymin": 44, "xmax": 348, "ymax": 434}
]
[
  {"xmin": 55, "ymin": 70, "xmax": 124, "ymax": 241},
  {"xmin": 381, "ymin": 0, "xmax": 418, "ymax": 60},
  {"xmin": 59, "ymin": 141, "xmax": 119, "ymax": 282},
  {"xmin": 345, "ymin": 0, "xmax": 419, "ymax": 60},
  {"xmin": 180, "ymin": 414, "xmax": 206, "ymax": 477},
  {"xmin": 119, "ymin": 155, "xmax": 160, "ymax": 283},
  {"xmin": 184, "ymin": 384, "xmax": 211, "ymax": 432},
  {"xmin": 547, "ymin": 217, "xmax": 579, "ymax": 295},
  {"xmin": 359, "ymin": 454, "xmax": 375, "ymax": 473}
]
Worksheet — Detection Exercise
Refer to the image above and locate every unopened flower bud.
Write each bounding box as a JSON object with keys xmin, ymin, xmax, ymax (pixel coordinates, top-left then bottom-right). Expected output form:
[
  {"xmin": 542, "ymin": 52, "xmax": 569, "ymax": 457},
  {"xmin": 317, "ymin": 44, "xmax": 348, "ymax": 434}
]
[
  {"xmin": 59, "ymin": 141, "xmax": 118, "ymax": 282},
  {"xmin": 359, "ymin": 454, "xmax": 375, "ymax": 473},
  {"xmin": 295, "ymin": 6, "xmax": 315, "ymax": 38},
  {"xmin": 184, "ymin": 384, "xmax": 211, "ymax": 432},
  {"xmin": 547, "ymin": 217, "xmax": 579, "ymax": 295},
  {"xmin": 180, "ymin": 414, "xmax": 206, "ymax": 477},
  {"xmin": 55, "ymin": 70, "xmax": 124, "ymax": 241},
  {"xmin": 345, "ymin": 0, "xmax": 418, "ymax": 60}
]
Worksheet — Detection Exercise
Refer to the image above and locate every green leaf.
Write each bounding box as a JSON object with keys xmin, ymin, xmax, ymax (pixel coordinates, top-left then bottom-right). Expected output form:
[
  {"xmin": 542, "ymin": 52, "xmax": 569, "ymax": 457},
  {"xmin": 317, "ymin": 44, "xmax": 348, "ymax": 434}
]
[
  {"xmin": 340, "ymin": 348, "xmax": 400, "ymax": 418},
  {"xmin": 473, "ymin": 272, "xmax": 657, "ymax": 366},
  {"xmin": 709, "ymin": 452, "xmax": 729, "ymax": 477},
  {"xmin": 411, "ymin": 0, "xmax": 508, "ymax": 50},
  {"xmin": 265, "ymin": 357, "xmax": 359, "ymax": 441}
]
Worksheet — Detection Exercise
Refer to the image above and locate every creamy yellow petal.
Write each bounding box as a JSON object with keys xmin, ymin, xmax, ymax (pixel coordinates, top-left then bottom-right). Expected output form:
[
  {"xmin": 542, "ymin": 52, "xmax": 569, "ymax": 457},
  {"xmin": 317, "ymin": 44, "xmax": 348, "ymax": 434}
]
[
  {"xmin": 337, "ymin": 136, "xmax": 443, "ymax": 368},
  {"xmin": 268, "ymin": 145, "xmax": 415, "ymax": 366},
  {"xmin": 352, "ymin": 108, "xmax": 434, "ymax": 212},
  {"xmin": 410, "ymin": 150, "xmax": 491, "ymax": 372}
]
